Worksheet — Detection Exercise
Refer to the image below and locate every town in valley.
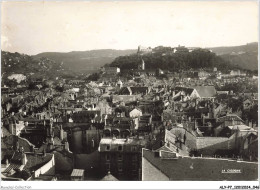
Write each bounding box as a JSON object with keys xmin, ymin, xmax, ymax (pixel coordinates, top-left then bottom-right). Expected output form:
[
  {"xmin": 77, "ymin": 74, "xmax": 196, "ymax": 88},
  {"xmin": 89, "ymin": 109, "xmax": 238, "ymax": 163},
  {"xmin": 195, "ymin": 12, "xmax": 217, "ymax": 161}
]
[{"xmin": 1, "ymin": 43, "xmax": 258, "ymax": 181}]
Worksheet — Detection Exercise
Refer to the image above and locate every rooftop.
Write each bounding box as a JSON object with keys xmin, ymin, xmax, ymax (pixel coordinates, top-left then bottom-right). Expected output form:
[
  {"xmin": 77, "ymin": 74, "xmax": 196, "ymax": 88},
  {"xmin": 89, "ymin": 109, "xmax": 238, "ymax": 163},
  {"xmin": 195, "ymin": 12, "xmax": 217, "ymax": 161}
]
[
  {"xmin": 142, "ymin": 149, "xmax": 258, "ymax": 180},
  {"xmin": 193, "ymin": 86, "xmax": 216, "ymax": 98},
  {"xmin": 99, "ymin": 137, "xmax": 146, "ymax": 146},
  {"xmin": 71, "ymin": 169, "xmax": 84, "ymax": 177},
  {"xmin": 100, "ymin": 171, "xmax": 118, "ymax": 181}
]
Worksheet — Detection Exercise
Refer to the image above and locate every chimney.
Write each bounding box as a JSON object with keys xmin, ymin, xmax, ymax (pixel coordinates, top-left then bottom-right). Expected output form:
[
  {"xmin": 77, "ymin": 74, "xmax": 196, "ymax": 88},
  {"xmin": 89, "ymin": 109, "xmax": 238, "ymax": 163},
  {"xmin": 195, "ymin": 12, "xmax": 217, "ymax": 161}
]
[
  {"xmin": 19, "ymin": 146, "xmax": 24, "ymax": 153},
  {"xmin": 5, "ymin": 158, "xmax": 9, "ymax": 165},
  {"xmin": 232, "ymin": 118, "xmax": 235, "ymax": 126},
  {"xmin": 15, "ymin": 138, "xmax": 19, "ymax": 151},
  {"xmin": 50, "ymin": 123, "xmax": 54, "ymax": 137},
  {"xmin": 30, "ymin": 145, "xmax": 34, "ymax": 152},
  {"xmin": 64, "ymin": 141, "xmax": 69, "ymax": 151},
  {"xmin": 9, "ymin": 124, "xmax": 14, "ymax": 135},
  {"xmin": 60, "ymin": 125, "xmax": 64, "ymax": 140},
  {"xmin": 112, "ymin": 134, "xmax": 116, "ymax": 140},
  {"xmin": 194, "ymin": 120, "xmax": 198, "ymax": 130},
  {"xmin": 43, "ymin": 148, "xmax": 46, "ymax": 157},
  {"xmin": 34, "ymin": 148, "xmax": 37, "ymax": 156},
  {"xmin": 21, "ymin": 152, "xmax": 27, "ymax": 165},
  {"xmin": 48, "ymin": 137, "xmax": 54, "ymax": 151},
  {"xmin": 91, "ymin": 138, "xmax": 95, "ymax": 148}
]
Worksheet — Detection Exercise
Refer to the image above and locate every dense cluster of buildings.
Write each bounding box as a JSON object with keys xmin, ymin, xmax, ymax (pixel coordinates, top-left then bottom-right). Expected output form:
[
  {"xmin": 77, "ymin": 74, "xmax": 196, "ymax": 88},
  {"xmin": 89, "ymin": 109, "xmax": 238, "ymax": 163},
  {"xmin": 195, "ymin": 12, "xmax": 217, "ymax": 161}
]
[{"xmin": 1, "ymin": 53, "xmax": 258, "ymax": 181}]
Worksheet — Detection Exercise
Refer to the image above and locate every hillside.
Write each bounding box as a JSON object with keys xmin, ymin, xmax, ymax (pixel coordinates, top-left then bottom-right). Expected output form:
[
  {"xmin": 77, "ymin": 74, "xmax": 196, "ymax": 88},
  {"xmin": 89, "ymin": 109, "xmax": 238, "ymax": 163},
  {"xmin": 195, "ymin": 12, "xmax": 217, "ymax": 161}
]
[
  {"xmin": 34, "ymin": 49, "xmax": 136, "ymax": 73},
  {"xmin": 220, "ymin": 51, "xmax": 258, "ymax": 71},
  {"xmin": 209, "ymin": 42, "xmax": 258, "ymax": 71},
  {"xmin": 209, "ymin": 42, "xmax": 258, "ymax": 55},
  {"xmin": 108, "ymin": 43, "xmax": 258, "ymax": 72},
  {"xmin": 1, "ymin": 51, "xmax": 66, "ymax": 85},
  {"xmin": 109, "ymin": 48, "xmax": 237, "ymax": 73}
]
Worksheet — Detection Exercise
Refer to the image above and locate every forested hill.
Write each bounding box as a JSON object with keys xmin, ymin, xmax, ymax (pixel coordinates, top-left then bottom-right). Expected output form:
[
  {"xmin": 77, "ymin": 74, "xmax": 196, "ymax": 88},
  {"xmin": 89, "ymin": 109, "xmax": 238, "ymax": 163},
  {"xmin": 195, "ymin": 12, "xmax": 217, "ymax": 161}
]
[
  {"xmin": 1, "ymin": 51, "xmax": 72, "ymax": 87},
  {"xmin": 109, "ymin": 48, "xmax": 239, "ymax": 73},
  {"xmin": 1, "ymin": 51, "xmax": 64, "ymax": 77},
  {"xmin": 210, "ymin": 42, "xmax": 258, "ymax": 71}
]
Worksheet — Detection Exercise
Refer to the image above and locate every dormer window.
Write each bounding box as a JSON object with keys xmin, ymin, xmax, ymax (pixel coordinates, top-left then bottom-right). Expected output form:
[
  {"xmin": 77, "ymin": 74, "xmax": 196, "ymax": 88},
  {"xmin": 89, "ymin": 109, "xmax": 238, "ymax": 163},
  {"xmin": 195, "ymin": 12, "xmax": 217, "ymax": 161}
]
[{"xmin": 106, "ymin": 145, "xmax": 110, "ymax": 151}]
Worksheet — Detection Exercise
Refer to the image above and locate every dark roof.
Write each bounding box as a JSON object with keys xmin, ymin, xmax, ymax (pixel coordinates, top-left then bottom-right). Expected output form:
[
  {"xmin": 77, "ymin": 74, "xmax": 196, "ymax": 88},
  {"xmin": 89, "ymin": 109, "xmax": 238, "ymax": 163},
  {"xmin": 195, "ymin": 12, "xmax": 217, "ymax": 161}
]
[
  {"xmin": 3, "ymin": 163, "xmax": 22, "ymax": 173},
  {"xmin": 130, "ymin": 87, "xmax": 148, "ymax": 94},
  {"xmin": 20, "ymin": 116, "xmax": 40, "ymax": 122},
  {"xmin": 151, "ymin": 131, "xmax": 165, "ymax": 150},
  {"xmin": 10, "ymin": 152, "xmax": 23, "ymax": 164},
  {"xmin": 175, "ymin": 86, "xmax": 194, "ymax": 93},
  {"xmin": 24, "ymin": 153, "xmax": 53, "ymax": 172},
  {"xmin": 118, "ymin": 87, "xmax": 131, "ymax": 95},
  {"xmin": 115, "ymin": 106, "xmax": 129, "ymax": 113},
  {"xmin": 142, "ymin": 149, "xmax": 258, "ymax": 180}
]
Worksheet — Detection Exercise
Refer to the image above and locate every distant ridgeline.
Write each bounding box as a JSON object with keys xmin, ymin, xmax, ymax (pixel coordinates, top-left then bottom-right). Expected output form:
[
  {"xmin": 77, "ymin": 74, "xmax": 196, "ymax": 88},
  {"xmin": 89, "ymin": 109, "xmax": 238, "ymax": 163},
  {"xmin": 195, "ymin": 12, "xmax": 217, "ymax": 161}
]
[
  {"xmin": 211, "ymin": 42, "xmax": 258, "ymax": 71},
  {"xmin": 33, "ymin": 49, "xmax": 137, "ymax": 72},
  {"xmin": 109, "ymin": 44, "xmax": 258, "ymax": 72}
]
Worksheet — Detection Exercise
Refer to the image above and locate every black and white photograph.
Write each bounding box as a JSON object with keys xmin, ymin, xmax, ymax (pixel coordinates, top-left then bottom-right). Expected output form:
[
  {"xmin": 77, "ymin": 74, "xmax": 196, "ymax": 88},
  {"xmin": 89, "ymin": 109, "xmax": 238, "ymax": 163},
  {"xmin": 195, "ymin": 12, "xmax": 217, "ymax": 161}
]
[{"xmin": 1, "ymin": 0, "xmax": 259, "ymax": 189}]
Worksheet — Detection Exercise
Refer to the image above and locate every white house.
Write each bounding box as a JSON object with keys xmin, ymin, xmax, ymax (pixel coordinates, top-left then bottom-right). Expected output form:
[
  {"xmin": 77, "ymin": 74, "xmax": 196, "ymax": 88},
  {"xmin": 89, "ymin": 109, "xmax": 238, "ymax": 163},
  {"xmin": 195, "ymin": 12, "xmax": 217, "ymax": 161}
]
[{"xmin": 129, "ymin": 108, "xmax": 143, "ymax": 118}]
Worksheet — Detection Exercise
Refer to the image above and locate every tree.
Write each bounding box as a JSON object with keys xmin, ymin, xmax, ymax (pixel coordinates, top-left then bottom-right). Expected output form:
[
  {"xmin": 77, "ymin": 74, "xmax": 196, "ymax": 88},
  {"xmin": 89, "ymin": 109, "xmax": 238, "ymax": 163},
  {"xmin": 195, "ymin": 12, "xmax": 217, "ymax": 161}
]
[{"xmin": 86, "ymin": 73, "xmax": 100, "ymax": 81}]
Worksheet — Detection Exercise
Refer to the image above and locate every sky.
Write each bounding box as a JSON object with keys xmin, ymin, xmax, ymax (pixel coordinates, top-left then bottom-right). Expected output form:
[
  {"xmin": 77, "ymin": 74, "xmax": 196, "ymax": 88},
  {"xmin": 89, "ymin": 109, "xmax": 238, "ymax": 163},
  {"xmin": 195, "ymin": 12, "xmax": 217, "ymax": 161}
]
[{"xmin": 1, "ymin": 1, "xmax": 258, "ymax": 55}]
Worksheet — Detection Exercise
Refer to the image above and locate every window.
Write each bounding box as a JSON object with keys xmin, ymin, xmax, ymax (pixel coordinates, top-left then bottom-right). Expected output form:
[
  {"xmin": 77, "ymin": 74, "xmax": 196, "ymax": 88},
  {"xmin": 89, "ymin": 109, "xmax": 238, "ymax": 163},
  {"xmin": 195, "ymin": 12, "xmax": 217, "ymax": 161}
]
[
  {"xmin": 106, "ymin": 154, "xmax": 110, "ymax": 161},
  {"xmin": 118, "ymin": 163, "xmax": 123, "ymax": 172},
  {"xmin": 131, "ymin": 146, "xmax": 137, "ymax": 152},
  {"xmin": 106, "ymin": 145, "xmax": 110, "ymax": 151},
  {"xmin": 106, "ymin": 163, "xmax": 110, "ymax": 171},
  {"xmin": 118, "ymin": 154, "xmax": 123, "ymax": 161},
  {"xmin": 118, "ymin": 145, "xmax": 122, "ymax": 151}
]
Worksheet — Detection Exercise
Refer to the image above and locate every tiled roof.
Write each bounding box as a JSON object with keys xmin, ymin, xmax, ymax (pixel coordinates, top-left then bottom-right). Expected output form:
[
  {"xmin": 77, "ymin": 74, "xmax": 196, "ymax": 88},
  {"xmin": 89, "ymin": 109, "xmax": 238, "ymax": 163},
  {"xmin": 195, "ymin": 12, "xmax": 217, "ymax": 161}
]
[
  {"xmin": 3, "ymin": 163, "xmax": 22, "ymax": 173},
  {"xmin": 71, "ymin": 169, "xmax": 84, "ymax": 177}
]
